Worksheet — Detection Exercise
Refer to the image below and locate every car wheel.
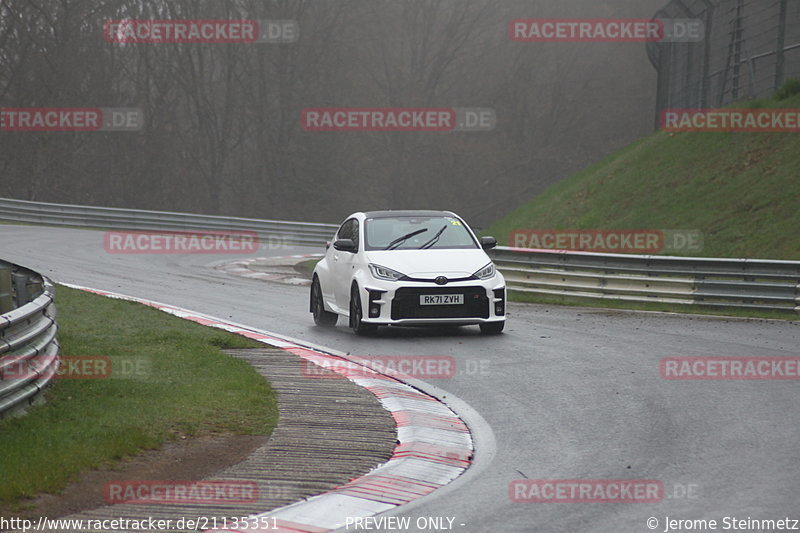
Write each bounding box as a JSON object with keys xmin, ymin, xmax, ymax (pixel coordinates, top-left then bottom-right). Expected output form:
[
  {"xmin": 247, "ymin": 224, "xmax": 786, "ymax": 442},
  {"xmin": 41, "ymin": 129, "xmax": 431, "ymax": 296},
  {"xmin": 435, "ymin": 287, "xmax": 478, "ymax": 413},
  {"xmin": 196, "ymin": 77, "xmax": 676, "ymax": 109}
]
[
  {"xmin": 350, "ymin": 284, "xmax": 377, "ymax": 336},
  {"xmin": 479, "ymin": 321, "xmax": 505, "ymax": 335},
  {"xmin": 311, "ymin": 277, "xmax": 338, "ymax": 327}
]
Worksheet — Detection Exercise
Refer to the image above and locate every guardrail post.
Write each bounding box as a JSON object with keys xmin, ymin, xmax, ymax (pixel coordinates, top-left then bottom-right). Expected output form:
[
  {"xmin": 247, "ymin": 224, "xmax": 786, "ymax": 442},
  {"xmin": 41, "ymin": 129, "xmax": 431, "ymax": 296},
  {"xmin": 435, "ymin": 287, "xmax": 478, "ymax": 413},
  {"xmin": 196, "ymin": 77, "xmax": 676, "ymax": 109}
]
[
  {"xmin": 12, "ymin": 272, "xmax": 31, "ymax": 307},
  {"xmin": 0, "ymin": 264, "xmax": 14, "ymax": 314},
  {"xmin": 774, "ymin": 0, "xmax": 788, "ymax": 91},
  {"xmin": 29, "ymin": 277, "xmax": 44, "ymax": 300}
]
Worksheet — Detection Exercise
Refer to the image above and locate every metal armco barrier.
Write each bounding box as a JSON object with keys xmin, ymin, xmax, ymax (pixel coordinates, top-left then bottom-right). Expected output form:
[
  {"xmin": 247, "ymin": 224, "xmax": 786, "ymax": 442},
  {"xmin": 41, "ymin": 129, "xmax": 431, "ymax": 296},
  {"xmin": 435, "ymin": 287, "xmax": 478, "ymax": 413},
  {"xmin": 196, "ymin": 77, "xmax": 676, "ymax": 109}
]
[
  {"xmin": 490, "ymin": 247, "xmax": 800, "ymax": 312},
  {"xmin": 0, "ymin": 197, "xmax": 339, "ymax": 247},
  {"xmin": 0, "ymin": 260, "xmax": 59, "ymax": 418},
  {"xmin": 3, "ymin": 198, "xmax": 798, "ymax": 313}
]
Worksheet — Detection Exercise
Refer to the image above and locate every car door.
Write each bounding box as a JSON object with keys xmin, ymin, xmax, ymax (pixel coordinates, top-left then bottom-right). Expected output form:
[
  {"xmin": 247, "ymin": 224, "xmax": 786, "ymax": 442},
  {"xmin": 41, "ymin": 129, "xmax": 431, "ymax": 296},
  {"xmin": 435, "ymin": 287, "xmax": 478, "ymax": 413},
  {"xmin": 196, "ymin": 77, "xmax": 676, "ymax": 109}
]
[{"xmin": 331, "ymin": 218, "xmax": 360, "ymax": 309}]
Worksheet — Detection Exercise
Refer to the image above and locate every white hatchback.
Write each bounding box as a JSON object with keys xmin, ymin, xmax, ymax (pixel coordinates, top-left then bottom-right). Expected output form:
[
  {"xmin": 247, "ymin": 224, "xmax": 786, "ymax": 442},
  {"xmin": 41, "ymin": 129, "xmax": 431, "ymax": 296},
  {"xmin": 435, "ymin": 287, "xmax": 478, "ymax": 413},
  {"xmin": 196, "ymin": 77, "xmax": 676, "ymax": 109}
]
[{"xmin": 310, "ymin": 210, "xmax": 506, "ymax": 335}]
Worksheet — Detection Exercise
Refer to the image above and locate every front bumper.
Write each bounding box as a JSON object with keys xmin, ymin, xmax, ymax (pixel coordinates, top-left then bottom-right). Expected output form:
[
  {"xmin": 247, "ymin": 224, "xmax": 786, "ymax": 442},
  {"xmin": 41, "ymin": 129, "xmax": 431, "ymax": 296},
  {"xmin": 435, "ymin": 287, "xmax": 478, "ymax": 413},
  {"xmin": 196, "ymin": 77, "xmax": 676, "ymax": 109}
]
[{"xmin": 359, "ymin": 276, "xmax": 506, "ymax": 326}]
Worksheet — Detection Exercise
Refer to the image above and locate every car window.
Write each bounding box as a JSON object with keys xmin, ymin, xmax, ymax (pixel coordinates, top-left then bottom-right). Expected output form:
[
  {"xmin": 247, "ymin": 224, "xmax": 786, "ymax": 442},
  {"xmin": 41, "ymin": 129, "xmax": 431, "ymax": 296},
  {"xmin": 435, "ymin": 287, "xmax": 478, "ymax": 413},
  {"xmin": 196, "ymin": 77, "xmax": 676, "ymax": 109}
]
[
  {"xmin": 365, "ymin": 216, "xmax": 478, "ymax": 251},
  {"xmin": 337, "ymin": 218, "xmax": 360, "ymax": 251}
]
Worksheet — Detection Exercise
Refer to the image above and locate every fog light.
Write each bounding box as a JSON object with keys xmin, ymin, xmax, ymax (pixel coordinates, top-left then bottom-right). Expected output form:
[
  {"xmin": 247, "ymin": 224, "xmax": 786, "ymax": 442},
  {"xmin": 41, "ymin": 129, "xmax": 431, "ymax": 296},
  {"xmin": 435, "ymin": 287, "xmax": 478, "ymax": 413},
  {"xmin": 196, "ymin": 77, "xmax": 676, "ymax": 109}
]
[
  {"xmin": 493, "ymin": 288, "xmax": 506, "ymax": 316},
  {"xmin": 368, "ymin": 290, "xmax": 385, "ymax": 318}
]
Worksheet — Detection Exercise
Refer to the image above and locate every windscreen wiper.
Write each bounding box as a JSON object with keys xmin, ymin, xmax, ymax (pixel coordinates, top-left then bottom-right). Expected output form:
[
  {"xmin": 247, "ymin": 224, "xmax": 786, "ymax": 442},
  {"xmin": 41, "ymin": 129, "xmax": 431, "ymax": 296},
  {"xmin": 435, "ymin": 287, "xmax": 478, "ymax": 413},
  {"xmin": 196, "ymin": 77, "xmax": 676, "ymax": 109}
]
[
  {"xmin": 419, "ymin": 225, "xmax": 447, "ymax": 249},
  {"xmin": 385, "ymin": 228, "xmax": 428, "ymax": 250}
]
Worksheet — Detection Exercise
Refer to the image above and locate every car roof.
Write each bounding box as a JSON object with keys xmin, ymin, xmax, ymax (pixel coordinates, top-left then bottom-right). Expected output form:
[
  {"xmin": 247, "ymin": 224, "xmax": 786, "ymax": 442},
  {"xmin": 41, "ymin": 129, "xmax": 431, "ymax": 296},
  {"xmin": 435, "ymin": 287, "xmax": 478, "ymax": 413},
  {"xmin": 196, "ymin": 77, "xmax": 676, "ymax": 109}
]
[{"xmin": 361, "ymin": 210, "xmax": 457, "ymax": 219}]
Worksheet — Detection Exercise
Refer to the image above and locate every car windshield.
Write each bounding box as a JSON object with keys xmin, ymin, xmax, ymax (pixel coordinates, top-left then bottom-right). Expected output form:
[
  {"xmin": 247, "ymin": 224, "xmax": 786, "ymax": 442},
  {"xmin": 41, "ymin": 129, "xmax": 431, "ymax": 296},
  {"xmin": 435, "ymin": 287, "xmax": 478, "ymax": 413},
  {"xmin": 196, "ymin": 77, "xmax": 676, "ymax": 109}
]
[{"xmin": 365, "ymin": 216, "xmax": 478, "ymax": 251}]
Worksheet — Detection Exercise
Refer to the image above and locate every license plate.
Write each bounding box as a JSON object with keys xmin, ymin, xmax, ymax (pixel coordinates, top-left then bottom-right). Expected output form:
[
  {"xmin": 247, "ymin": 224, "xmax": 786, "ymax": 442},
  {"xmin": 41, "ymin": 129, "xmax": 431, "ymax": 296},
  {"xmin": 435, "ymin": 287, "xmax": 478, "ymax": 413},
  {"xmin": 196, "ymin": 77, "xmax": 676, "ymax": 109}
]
[{"xmin": 420, "ymin": 294, "xmax": 464, "ymax": 305}]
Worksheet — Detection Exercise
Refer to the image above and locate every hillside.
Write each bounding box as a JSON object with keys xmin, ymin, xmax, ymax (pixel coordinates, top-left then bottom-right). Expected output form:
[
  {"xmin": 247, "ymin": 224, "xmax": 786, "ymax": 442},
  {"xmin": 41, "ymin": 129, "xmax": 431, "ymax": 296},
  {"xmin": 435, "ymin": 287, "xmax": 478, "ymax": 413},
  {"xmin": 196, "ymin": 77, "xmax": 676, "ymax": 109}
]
[{"xmin": 486, "ymin": 85, "xmax": 800, "ymax": 261}]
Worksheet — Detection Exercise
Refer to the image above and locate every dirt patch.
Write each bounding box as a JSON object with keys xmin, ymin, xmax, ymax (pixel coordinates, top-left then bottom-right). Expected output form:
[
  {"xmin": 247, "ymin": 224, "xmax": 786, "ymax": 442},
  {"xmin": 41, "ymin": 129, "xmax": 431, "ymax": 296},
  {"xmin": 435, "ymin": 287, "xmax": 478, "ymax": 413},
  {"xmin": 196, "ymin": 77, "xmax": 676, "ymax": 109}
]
[{"xmin": 1, "ymin": 434, "xmax": 267, "ymax": 521}]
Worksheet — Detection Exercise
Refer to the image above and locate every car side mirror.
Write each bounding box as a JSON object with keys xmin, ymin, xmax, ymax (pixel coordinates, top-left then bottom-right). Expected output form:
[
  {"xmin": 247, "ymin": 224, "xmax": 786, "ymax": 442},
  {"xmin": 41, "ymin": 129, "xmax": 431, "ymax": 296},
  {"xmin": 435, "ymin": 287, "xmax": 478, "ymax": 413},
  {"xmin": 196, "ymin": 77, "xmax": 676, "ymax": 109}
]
[
  {"xmin": 480, "ymin": 236, "xmax": 497, "ymax": 250},
  {"xmin": 333, "ymin": 239, "xmax": 357, "ymax": 252},
  {"xmin": 325, "ymin": 241, "xmax": 331, "ymax": 250}
]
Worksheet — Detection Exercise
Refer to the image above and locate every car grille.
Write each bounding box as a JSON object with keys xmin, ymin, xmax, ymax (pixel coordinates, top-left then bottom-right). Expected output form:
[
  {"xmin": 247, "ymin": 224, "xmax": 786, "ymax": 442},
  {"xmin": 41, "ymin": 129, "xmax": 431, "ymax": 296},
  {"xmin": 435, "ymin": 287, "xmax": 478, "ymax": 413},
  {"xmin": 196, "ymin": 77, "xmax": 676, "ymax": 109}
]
[{"xmin": 391, "ymin": 287, "xmax": 489, "ymax": 320}]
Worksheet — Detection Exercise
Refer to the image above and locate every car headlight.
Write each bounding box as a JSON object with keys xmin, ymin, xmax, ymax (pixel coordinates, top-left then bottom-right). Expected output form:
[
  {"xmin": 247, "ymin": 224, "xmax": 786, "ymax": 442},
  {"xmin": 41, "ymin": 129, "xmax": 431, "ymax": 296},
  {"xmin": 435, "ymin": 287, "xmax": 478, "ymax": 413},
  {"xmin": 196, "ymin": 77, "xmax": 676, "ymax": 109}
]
[
  {"xmin": 473, "ymin": 262, "xmax": 495, "ymax": 280},
  {"xmin": 369, "ymin": 264, "xmax": 406, "ymax": 281}
]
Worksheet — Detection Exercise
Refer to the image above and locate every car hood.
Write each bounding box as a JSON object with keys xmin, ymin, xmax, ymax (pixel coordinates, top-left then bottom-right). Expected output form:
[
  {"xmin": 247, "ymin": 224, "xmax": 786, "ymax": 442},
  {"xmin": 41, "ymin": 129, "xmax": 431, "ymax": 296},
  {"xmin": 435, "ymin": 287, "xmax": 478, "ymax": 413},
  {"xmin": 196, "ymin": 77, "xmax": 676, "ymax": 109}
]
[{"xmin": 364, "ymin": 248, "xmax": 491, "ymax": 279}]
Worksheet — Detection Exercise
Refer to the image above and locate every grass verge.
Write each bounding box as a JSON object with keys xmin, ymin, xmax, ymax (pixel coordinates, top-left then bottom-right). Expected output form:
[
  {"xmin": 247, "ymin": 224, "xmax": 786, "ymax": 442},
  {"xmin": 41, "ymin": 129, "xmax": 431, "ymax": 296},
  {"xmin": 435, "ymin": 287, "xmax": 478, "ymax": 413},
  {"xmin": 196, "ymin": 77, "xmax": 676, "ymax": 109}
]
[
  {"xmin": 0, "ymin": 284, "xmax": 278, "ymax": 505},
  {"xmin": 509, "ymin": 291, "xmax": 798, "ymax": 321},
  {"xmin": 294, "ymin": 259, "xmax": 321, "ymax": 279}
]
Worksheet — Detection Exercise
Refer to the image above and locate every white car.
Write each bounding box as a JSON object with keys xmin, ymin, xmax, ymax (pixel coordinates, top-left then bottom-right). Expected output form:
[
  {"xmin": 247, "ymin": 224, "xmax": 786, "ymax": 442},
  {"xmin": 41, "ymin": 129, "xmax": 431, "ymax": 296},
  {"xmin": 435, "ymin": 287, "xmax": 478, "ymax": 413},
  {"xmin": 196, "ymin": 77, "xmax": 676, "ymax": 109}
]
[{"xmin": 310, "ymin": 210, "xmax": 506, "ymax": 335}]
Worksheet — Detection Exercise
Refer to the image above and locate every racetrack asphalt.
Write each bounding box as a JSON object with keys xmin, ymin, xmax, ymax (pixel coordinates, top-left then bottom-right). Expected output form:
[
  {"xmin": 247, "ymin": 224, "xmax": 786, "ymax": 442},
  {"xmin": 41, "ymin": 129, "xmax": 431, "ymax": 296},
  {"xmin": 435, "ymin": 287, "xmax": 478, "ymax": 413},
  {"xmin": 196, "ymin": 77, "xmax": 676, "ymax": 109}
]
[{"xmin": 2, "ymin": 224, "xmax": 799, "ymax": 533}]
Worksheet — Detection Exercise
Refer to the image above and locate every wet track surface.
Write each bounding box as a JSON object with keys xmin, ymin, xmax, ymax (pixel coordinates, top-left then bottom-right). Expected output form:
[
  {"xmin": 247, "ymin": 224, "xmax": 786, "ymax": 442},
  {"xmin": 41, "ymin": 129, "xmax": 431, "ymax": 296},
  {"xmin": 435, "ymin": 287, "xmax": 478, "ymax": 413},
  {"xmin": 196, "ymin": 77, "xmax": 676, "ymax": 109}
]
[{"xmin": 2, "ymin": 225, "xmax": 799, "ymax": 533}]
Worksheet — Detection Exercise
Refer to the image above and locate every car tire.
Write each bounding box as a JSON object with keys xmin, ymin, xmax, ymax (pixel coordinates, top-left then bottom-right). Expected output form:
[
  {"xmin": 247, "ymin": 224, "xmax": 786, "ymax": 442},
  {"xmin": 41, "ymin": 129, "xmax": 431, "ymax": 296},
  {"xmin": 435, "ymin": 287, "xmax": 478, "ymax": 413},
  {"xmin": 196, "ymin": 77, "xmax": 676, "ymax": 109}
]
[
  {"xmin": 350, "ymin": 284, "xmax": 377, "ymax": 336},
  {"xmin": 311, "ymin": 277, "xmax": 338, "ymax": 327},
  {"xmin": 479, "ymin": 321, "xmax": 505, "ymax": 335}
]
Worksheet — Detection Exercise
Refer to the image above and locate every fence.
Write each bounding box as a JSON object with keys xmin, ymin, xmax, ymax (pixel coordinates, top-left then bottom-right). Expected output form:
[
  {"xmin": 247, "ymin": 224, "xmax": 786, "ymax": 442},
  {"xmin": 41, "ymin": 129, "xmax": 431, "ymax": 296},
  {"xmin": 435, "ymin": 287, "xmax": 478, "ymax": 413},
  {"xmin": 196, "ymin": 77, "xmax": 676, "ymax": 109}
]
[
  {"xmin": 490, "ymin": 247, "xmax": 800, "ymax": 312},
  {"xmin": 649, "ymin": 0, "xmax": 800, "ymax": 125},
  {"xmin": 0, "ymin": 261, "xmax": 59, "ymax": 418}
]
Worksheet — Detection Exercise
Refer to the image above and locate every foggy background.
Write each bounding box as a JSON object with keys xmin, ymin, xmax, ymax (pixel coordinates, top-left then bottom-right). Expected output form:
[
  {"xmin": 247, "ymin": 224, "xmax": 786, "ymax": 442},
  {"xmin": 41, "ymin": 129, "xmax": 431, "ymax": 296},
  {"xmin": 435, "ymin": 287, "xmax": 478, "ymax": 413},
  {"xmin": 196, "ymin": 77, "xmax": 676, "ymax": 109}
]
[{"xmin": 0, "ymin": 0, "xmax": 666, "ymax": 226}]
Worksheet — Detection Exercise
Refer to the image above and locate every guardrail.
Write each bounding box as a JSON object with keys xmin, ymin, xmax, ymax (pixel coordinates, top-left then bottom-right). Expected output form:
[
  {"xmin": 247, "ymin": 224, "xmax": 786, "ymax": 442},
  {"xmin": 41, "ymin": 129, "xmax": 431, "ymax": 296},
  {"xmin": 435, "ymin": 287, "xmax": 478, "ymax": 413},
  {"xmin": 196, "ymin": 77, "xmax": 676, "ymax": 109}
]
[
  {"xmin": 3, "ymin": 197, "xmax": 798, "ymax": 313},
  {"xmin": 0, "ymin": 260, "xmax": 59, "ymax": 418},
  {"xmin": 0, "ymin": 197, "xmax": 339, "ymax": 247},
  {"xmin": 490, "ymin": 247, "xmax": 800, "ymax": 312}
]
